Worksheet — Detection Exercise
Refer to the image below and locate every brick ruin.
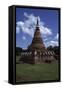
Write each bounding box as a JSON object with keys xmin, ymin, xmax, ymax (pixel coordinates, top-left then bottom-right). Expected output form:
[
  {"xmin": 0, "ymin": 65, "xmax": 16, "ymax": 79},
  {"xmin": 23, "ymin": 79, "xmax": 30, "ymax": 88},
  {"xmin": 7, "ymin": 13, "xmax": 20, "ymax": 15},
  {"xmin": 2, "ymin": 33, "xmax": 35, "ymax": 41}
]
[{"xmin": 18, "ymin": 18, "xmax": 55, "ymax": 64}]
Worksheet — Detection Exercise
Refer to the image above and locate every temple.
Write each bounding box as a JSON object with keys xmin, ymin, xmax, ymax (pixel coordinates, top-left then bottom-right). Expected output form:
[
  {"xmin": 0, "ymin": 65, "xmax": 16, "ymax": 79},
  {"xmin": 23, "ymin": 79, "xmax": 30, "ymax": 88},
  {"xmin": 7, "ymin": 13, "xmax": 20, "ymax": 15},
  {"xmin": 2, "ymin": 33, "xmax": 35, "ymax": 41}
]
[
  {"xmin": 29, "ymin": 18, "xmax": 45, "ymax": 51},
  {"xmin": 18, "ymin": 18, "xmax": 55, "ymax": 64}
]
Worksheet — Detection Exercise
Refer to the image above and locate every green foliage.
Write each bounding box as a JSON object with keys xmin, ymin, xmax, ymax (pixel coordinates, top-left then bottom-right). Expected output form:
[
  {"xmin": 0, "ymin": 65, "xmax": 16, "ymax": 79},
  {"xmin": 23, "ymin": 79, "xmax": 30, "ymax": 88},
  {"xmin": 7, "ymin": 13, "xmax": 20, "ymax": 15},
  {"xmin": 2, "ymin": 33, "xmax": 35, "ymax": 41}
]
[
  {"xmin": 47, "ymin": 46, "xmax": 59, "ymax": 55},
  {"xmin": 16, "ymin": 47, "xmax": 22, "ymax": 55}
]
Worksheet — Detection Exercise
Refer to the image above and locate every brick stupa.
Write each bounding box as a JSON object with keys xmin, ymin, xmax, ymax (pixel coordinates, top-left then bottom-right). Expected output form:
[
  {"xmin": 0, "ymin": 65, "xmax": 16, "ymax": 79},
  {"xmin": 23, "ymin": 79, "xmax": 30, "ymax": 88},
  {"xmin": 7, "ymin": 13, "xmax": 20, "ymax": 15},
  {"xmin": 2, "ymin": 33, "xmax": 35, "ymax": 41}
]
[
  {"xmin": 19, "ymin": 18, "xmax": 55, "ymax": 64},
  {"xmin": 29, "ymin": 18, "xmax": 45, "ymax": 51}
]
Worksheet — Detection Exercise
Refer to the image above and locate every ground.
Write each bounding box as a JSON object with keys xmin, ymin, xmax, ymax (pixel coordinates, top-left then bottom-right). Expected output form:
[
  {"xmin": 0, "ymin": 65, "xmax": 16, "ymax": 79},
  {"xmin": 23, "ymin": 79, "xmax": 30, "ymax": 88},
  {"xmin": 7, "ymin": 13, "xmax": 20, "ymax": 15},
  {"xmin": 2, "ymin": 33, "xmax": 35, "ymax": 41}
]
[{"xmin": 16, "ymin": 61, "xmax": 59, "ymax": 82}]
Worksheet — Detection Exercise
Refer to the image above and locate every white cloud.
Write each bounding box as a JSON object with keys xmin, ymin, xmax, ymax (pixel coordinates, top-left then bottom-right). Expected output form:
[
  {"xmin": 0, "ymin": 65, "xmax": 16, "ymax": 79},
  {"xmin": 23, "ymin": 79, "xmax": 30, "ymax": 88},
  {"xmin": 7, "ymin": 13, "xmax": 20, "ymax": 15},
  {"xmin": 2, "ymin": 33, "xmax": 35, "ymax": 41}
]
[
  {"xmin": 44, "ymin": 33, "xmax": 59, "ymax": 47},
  {"xmin": 24, "ymin": 12, "xmax": 28, "ymax": 17},
  {"xmin": 16, "ymin": 12, "xmax": 52, "ymax": 38},
  {"xmin": 16, "ymin": 21, "xmax": 24, "ymax": 34},
  {"xmin": 16, "ymin": 12, "xmax": 59, "ymax": 47},
  {"xmin": 46, "ymin": 40, "xmax": 58, "ymax": 47},
  {"xmin": 55, "ymin": 33, "xmax": 59, "ymax": 40},
  {"xmin": 40, "ymin": 26, "xmax": 52, "ymax": 35},
  {"xmin": 17, "ymin": 21, "xmax": 24, "ymax": 27},
  {"xmin": 43, "ymin": 38, "xmax": 48, "ymax": 41},
  {"xmin": 22, "ymin": 36, "xmax": 26, "ymax": 40},
  {"xmin": 16, "ymin": 26, "xmax": 20, "ymax": 33}
]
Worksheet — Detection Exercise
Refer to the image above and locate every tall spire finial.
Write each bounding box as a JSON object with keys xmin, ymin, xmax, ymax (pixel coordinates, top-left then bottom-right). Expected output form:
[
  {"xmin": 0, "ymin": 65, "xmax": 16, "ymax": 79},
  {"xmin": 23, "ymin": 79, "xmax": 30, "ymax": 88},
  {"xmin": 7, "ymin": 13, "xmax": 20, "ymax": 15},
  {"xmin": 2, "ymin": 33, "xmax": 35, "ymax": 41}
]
[{"xmin": 36, "ymin": 17, "xmax": 39, "ymax": 27}]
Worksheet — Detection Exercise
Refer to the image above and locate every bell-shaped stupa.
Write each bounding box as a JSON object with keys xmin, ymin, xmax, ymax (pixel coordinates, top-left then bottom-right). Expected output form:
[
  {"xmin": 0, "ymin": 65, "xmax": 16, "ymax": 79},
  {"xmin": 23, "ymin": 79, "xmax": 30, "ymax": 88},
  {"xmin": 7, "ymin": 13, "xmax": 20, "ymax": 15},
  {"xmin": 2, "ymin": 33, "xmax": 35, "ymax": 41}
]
[{"xmin": 29, "ymin": 18, "xmax": 45, "ymax": 51}]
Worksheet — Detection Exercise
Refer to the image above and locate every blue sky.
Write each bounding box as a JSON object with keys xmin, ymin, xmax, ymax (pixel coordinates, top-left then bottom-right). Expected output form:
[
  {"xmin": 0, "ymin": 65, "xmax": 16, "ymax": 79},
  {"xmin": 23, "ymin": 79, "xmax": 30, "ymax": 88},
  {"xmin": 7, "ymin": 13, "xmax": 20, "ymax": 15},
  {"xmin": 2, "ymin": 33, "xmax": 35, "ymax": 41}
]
[{"xmin": 16, "ymin": 7, "xmax": 59, "ymax": 49}]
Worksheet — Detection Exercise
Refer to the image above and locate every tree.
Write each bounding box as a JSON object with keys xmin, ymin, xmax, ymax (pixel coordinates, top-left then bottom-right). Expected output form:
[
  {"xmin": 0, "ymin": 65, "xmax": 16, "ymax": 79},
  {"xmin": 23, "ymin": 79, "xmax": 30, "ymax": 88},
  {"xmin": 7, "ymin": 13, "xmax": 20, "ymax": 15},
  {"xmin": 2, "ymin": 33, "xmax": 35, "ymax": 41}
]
[
  {"xmin": 47, "ymin": 46, "xmax": 59, "ymax": 55},
  {"xmin": 16, "ymin": 47, "xmax": 22, "ymax": 55},
  {"xmin": 53, "ymin": 46, "xmax": 59, "ymax": 55},
  {"xmin": 47, "ymin": 45, "xmax": 53, "ymax": 51}
]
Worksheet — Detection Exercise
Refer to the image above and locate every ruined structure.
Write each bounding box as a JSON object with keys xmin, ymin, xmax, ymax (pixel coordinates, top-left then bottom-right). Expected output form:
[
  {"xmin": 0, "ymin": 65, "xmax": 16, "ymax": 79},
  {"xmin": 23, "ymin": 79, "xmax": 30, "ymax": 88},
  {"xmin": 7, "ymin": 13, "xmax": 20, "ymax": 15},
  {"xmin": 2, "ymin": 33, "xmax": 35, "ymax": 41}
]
[
  {"xmin": 29, "ymin": 18, "xmax": 45, "ymax": 50},
  {"xmin": 18, "ymin": 18, "xmax": 55, "ymax": 64}
]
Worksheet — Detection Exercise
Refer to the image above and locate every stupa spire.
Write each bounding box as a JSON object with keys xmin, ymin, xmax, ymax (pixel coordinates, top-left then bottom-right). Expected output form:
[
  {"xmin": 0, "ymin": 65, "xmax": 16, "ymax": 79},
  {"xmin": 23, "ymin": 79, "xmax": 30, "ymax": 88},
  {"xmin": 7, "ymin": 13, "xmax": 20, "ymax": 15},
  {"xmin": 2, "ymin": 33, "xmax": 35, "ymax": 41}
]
[
  {"xmin": 28, "ymin": 17, "xmax": 45, "ymax": 51},
  {"xmin": 36, "ymin": 17, "xmax": 39, "ymax": 27}
]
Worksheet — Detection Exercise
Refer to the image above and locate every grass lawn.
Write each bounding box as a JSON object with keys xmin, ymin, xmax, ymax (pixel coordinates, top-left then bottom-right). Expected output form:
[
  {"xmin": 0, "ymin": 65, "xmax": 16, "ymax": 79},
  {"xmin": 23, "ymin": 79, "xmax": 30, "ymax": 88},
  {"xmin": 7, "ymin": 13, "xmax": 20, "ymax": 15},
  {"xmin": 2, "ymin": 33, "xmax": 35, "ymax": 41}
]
[{"xmin": 16, "ymin": 62, "xmax": 59, "ymax": 82}]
